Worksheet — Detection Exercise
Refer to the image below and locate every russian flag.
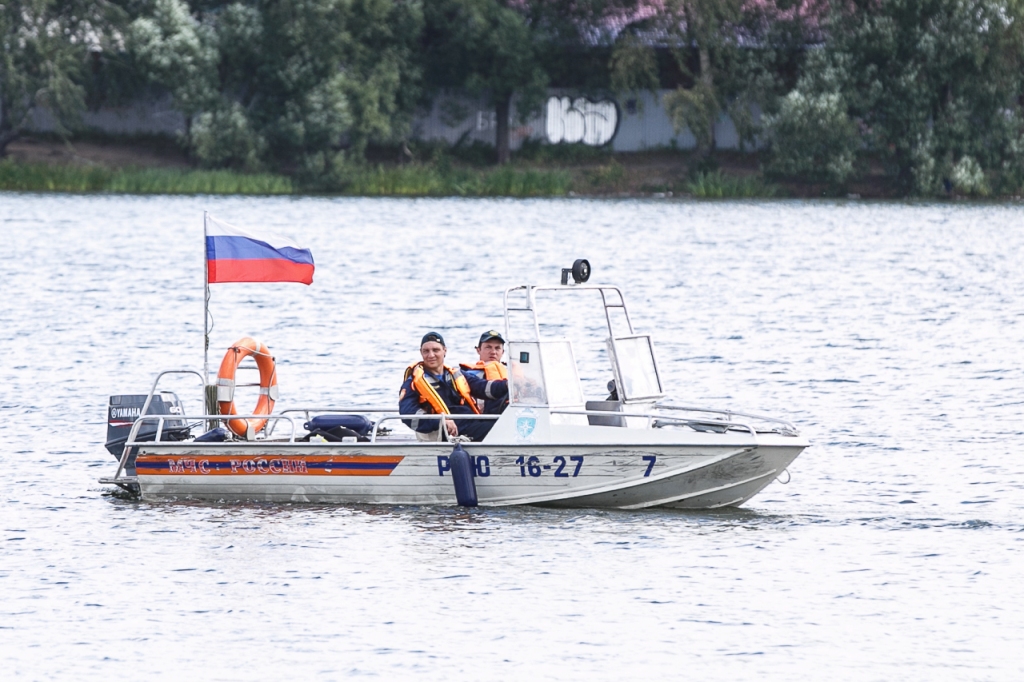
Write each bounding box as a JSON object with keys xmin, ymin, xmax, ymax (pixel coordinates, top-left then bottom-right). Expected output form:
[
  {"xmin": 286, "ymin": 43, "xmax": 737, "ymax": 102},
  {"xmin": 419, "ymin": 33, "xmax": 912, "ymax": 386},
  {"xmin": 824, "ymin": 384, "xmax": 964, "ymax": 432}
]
[{"xmin": 206, "ymin": 216, "xmax": 314, "ymax": 285}]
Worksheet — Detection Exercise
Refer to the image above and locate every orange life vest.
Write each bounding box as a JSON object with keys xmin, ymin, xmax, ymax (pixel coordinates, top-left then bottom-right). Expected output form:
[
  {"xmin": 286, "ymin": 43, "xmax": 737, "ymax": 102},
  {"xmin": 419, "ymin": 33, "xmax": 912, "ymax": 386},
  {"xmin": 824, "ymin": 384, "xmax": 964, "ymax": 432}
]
[
  {"xmin": 403, "ymin": 363, "xmax": 481, "ymax": 415},
  {"xmin": 459, "ymin": 361, "xmax": 508, "ymax": 381}
]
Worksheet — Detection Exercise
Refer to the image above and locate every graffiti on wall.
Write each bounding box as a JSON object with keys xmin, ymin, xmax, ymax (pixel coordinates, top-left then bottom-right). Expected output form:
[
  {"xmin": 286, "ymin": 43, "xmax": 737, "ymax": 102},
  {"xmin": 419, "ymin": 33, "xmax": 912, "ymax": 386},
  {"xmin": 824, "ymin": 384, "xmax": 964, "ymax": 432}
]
[{"xmin": 545, "ymin": 97, "xmax": 618, "ymax": 146}]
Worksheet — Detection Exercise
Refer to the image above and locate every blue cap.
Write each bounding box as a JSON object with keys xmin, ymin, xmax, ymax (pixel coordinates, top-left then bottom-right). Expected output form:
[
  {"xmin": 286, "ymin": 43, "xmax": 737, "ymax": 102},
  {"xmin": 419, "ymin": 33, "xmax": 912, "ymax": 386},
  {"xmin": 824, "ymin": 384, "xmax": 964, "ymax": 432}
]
[
  {"xmin": 421, "ymin": 331, "xmax": 445, "ymax": 347},
  {"xmin": 478, "ymin": 330, "xmax": 505, "ymax": 346}
]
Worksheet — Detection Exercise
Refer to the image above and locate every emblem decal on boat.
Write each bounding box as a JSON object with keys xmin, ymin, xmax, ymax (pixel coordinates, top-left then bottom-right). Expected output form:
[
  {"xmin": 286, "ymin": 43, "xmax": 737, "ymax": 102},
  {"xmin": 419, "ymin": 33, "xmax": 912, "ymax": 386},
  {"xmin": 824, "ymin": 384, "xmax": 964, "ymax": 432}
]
[{"xmin": 516, "ymin": 408, "xmax": 537, "ymax": 441}]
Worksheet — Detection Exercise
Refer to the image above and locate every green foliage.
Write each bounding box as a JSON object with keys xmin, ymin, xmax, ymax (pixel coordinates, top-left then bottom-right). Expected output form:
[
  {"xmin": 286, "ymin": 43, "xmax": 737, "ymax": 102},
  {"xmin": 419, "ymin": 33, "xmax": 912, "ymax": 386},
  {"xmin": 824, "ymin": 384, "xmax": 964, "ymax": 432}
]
[
  {"xmin": 0, "ymin": 160, "xmax": 292, "ymax": 193},
  {"xmin": 0, "ymin": 157, "xmax": 570, "ymax": 198},
  {"xmin": 0, "ymin": 1, "xmax": 127, "ymax": 155},
  {"xmin": 109, "ymin": 168, "xmax": 292, "ymax": 194},
  {"xmin": 478, "ymin": 165, "xmax": 571, "ymax": 196},
  {"xmin": 0, "ymin": 161, "xmax": 110, "ymax": 191},
  {"xmin": 584, "ymin": 159, "xmax": 625, "ymax": 189},
  {"xmin": 817, "ymin": 0, "xmax": 1024, "ymax": 194},
  {"xmin": 191, "ymin": 102, "xmax": 268, "ymax": 171},
  {"xmin": 663, "ymin": 81, "xmax": 719, "ymax": 155},
  {"xmin": 685, "ymin": 171, "xmax": 778, "ymax": 198},
  {"xmin": 127, "ymin": 0, "xmax": 420, "ymax": 169},
  {"xmin": 342, "ymin": 0, "xmax": 424, "ymax": 150},
  {"xmin": 763, "ymin": 88, "xmax": 859, "ymax": 187},
  {"xmin": 514, "ymin": 139, "xmax": 612, "ymax": 165},
  {"xmin": 423, "ymin": 0, "xmax": 548, "ymax": 162},
  {"xmin": 316, "ymin": 162, "xmax": 571, "ymax": 196},
  {"xmin": 423, "ymin": 0, "xmax": 546, "ymax": 104},
  {"xmin": 448, "ymin": 140, "xmax": 498, "ymax": 167},
  {"xmin": 609, "ymin": 31, "xmax": 660, "ymax": 108},
  {"xmin": 614, "ymin": 0, "xmax": 809, "ymax": 157},
  {"xmin": 126, "ymin": 0, "xmax": 218, "ymax": 119},
  {"xmin": 949, "ymin": 156, "xmax": 989, "ymax": 197}
]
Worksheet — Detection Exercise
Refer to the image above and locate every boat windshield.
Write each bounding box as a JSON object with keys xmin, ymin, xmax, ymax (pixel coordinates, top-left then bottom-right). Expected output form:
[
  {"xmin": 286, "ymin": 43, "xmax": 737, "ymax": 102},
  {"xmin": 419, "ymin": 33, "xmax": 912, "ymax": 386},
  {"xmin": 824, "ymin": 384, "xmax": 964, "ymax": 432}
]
[
  {"xmin": 503, "ymin": 284, "xmax": 663, "ymax": 406},
  {"xmin": 508, "ymin": 340, "xmax": 585, "ymax": 407},
  {"xmin": 609, "ymin": 335, "xmax": 662, "ymax": 400}
]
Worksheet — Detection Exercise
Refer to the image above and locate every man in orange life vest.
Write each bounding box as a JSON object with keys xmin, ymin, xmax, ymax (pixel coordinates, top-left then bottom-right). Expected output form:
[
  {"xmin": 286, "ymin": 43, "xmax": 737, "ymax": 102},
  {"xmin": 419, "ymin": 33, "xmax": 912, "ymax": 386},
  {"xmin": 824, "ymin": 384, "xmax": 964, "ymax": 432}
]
[
  {"xmin": 460, "ymin": 330, "xmax": 509, "ymax": 415},
  {"xmin": 399, "ymin": 331, "xmax": 508, "ymax": 442}
]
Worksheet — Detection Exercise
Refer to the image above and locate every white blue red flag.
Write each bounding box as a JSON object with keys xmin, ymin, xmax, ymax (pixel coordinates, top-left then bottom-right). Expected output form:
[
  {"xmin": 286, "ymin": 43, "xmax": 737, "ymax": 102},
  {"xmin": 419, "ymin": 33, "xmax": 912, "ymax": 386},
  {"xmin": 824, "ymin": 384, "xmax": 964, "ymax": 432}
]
[{"xmin": 206, "ymin": 216, "xmax": 314, "ymax": 285}]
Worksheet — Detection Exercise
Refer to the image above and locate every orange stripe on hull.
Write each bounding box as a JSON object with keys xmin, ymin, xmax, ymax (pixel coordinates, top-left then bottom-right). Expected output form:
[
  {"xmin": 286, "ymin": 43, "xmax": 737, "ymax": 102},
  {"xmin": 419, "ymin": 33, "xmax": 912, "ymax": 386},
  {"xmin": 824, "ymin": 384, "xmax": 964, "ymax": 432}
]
[{"xmin": 136, "ymin": 454, "xmax": 404, "ymax": 477}]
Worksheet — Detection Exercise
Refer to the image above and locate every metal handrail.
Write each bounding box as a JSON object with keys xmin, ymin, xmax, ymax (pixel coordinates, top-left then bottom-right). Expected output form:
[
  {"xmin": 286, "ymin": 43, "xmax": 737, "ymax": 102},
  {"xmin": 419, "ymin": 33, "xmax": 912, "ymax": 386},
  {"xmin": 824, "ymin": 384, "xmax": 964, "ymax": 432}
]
[
  {"xmin": 137, "ymin": 369, "xmax": 206, "ymax": 424},
  {"xmin": 372, "ymin": 413, "xmax": 500, "ymax": 443},
  {"xmin": 548, "ymin": 409, "xmax": 760, "ymax": 437},
  {"xmin": 112, "ymin": 369, "xmax": 207, "ymax": 481},
  {"xmin": 267, "ymin": 406, "xmax": 400, "ymax": 436},
  {"xmin": 111, "ymin": 413, "xmax": 301, "ymax": 482},
  {"xmin": 655, "ymin": 403, "xmax": 798, "ymax": 433}
]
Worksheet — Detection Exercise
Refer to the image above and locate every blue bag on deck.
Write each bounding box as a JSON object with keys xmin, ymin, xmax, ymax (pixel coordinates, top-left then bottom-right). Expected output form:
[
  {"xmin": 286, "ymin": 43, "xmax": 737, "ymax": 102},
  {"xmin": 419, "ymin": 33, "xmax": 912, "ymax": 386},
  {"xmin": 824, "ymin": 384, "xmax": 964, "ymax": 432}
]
[{"xmin": 304, "ymin": 415, "xmax": 374, "ymax": 439}]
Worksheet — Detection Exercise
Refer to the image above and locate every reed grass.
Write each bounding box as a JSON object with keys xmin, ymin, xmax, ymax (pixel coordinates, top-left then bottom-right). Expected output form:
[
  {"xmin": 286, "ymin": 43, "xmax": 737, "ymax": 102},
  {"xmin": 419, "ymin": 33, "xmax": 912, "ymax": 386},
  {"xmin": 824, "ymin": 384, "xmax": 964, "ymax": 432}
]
[
  {"xmin": 0, "ymin": 161, "xmax": 293, "ymax": 195},
  {"xmin": 343, "ymin": 163, "xmax": 571, "ymax": 197},
  {"xmin": 686, "ymin": 170, "xmax": 778, "ymax": 198},
  {"xmin": 0, "ymin": 161, "xmax": 111, "ymax": 192},
  {"xmin": 0, "ymin": 160, "xmax": 570, "ymax": 197},
  {"xmin": 108, "ymin": 168, "xmax": 293, "ymax": 194}
]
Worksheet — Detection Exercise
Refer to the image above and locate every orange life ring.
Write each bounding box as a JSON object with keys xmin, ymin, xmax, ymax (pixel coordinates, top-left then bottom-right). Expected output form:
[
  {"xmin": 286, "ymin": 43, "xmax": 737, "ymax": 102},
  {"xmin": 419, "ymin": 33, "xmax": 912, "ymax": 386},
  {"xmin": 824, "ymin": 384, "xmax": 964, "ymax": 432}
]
[{"xmin": 216, "ymin": 337, "xmax": 278, "ymax": 439}]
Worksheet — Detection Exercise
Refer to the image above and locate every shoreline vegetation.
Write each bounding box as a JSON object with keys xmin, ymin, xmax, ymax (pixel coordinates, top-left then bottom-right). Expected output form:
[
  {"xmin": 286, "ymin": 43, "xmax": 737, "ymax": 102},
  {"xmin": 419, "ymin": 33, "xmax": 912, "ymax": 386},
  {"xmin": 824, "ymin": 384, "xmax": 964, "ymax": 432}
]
[
  {"xmin": 6, "ymin": 1, "xmax": 1024, "ymax": 201},
  {"xmin": 1, "ymin": 134, "xmax": 1020, "ymax": 200}
]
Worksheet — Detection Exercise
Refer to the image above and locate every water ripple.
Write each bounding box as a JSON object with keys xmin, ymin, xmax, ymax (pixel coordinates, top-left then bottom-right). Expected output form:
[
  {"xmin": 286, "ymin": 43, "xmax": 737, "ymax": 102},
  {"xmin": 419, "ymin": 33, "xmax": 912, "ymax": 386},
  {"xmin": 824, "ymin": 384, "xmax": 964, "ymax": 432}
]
[{"xmin": 2, "ymin": 195, "xmax": 1022, "ymax": 679}]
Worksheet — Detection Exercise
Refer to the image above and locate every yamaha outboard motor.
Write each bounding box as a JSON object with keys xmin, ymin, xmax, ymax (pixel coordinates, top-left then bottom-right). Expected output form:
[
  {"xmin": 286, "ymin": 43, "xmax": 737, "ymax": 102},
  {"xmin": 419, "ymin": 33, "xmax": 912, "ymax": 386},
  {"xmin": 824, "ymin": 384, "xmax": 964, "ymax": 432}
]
[{"xmin": 105, "ymin": 393, "xmax": 192, "ymax": 473}]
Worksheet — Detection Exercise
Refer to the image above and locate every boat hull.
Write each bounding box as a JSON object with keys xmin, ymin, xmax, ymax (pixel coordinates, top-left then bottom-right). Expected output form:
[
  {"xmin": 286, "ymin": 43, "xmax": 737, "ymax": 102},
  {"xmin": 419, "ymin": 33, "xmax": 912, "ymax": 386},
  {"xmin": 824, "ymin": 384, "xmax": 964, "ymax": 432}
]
[{"xmin": 132, "ymin": 437, "xmax": 805, "ymax": 510}]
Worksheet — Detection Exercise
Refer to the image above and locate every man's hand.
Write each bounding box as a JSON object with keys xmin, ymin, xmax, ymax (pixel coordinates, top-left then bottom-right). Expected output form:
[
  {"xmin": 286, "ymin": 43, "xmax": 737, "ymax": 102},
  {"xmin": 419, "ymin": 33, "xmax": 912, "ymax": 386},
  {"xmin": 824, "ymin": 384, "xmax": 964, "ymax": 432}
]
[{"xmin": 445, "ymin": 419, "xmax": 459, "ymax": 437}]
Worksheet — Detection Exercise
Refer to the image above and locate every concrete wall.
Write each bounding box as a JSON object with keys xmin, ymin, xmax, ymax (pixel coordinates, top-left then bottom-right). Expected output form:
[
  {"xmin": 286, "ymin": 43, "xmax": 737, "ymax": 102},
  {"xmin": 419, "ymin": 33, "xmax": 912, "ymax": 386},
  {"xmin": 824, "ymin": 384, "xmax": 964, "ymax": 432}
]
[
  {"xmin": 29, "ymin": 94, "xmax": 186, "ymax": 136},
  {"xmin": 30, "ymin": 89, "xmax": 751, "ymax": 152},
  {"xmin": 412, "ymin": 89, "xmax": 751, "ymax": 152}
]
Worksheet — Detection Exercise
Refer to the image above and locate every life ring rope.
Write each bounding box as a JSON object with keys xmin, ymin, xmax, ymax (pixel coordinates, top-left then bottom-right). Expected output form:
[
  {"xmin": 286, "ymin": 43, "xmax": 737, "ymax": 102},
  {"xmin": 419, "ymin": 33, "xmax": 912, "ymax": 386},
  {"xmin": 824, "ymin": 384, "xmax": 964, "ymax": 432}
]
[{"xmin": 216, "ymin": 337, "xmax": 278, "ymax": 439}]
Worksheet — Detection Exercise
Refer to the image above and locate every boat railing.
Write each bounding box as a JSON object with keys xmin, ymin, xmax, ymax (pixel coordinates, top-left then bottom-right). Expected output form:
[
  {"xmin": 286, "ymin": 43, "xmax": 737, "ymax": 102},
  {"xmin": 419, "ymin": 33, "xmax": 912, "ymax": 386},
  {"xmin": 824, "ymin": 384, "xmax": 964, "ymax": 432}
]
[
  {"xmin": 371, "ymin": 413, "xmax": 500, "ymax": 443},
  {"xmin": 549, "ymin": 409, "xmax": 761, "ymax": 437},
  {"xmin": 267, "ymin": 406, "xmax": 399, "ymax": 437},
  {"xmin": 654, "ymin": 403, "xmax": 799, "ymax": 435},
  {"xmin": 111, "ymin": 413, "xmax": 303, "ymax": 483},
  {"xmin": 271, "ymin": 405, "xmax": 795, "ymax": 441},
  {"xmin": 267, "ymin": 407, "xmax": 501, "ymax": 443}
]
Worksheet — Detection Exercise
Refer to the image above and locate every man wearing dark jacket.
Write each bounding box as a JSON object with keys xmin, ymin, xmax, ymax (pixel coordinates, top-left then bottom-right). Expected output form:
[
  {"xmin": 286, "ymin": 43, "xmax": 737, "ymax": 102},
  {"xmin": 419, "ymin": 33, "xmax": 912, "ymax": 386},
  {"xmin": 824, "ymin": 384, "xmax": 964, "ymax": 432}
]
[
  {"xmin": 399, "ymin": 331, "xmax": 508, "ymax": 442},
  {"xmin": 460, "ymin": 330, "xmax": 509, "ymax": 415}
]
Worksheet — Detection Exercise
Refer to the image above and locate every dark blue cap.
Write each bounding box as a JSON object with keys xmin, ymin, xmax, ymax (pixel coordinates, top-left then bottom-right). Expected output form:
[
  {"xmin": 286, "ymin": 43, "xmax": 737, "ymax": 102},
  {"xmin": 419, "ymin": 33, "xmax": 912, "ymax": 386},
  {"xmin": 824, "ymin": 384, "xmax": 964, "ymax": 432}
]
[
  {"xmin": 421, "ymin": 331, "xmax": 445, "ymax": 347},
  {"xmin": 478, "ymin": 330, "xmax": 505, "ymax": 346}
]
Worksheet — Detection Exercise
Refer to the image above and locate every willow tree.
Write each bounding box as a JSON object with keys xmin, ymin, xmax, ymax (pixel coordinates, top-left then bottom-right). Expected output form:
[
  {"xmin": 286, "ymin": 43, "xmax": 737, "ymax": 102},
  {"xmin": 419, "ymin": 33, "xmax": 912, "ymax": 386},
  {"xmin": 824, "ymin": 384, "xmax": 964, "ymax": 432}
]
[
  {"xmin": 610, "ymin": 0, "xmax": 820, "ymax": 160},
  {"xmin": 0, "ymin": 0, "xmax": 126, "ymax": 157}
]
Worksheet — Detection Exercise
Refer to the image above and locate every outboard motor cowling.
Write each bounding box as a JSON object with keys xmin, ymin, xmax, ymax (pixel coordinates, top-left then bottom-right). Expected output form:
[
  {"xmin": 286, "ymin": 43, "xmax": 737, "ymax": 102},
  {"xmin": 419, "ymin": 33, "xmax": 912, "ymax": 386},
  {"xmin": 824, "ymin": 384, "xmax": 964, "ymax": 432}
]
[{"xmin": 105, "ymin": 392, "xmax": 191, "ymax": 458}]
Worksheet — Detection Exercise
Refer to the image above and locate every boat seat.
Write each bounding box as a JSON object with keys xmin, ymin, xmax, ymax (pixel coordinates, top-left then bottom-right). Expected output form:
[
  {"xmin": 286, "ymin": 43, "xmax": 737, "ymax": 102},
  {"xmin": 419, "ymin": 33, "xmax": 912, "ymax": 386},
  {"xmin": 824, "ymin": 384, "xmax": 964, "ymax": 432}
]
[{"xmin": 585, "ymin": 400, "xmax": 625, "ymax": 427}]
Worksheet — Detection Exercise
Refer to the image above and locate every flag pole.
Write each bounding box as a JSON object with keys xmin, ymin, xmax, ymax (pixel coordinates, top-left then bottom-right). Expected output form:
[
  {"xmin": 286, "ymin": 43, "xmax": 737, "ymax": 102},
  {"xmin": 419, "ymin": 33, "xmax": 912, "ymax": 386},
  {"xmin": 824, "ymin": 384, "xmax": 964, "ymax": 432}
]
[{"xmin": 203, "ymin": 211, "xmax": 210, "ymax": 387}]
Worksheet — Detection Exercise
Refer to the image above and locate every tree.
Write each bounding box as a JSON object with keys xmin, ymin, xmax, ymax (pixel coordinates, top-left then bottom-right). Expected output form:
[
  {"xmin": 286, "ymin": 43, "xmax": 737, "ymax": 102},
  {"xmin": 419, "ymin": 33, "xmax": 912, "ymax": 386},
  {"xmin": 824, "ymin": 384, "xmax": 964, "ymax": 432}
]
[
  {"xmin": 423, "ymin": 0, "xmax": 643, "ymax": 164},
  {"xmin": 610, "ymin": 0, "xmax": 822, "ymax": 161},
  {"xmin": 127, "ymin": 0, "xmax": 422, "ymax": 170},
  {"xmin": 0, "ymin": 0, "xmax": 125, "ymax": 157},
  {"xmin": 777, "ymin": 0, "xmax": 1024, "ymax": 194},
  {"xmin": 342, "ymin": 0, "xmax": 424, "ymax": 154},
  {"xmin": 423, "ymin": 0, "xmax": 547, "ymax": 164},
  {"xmin": 762, "ymin": 76, "xmax": 859, "ymax": 187},
  {"xmin": 126, "ymin": 0, "xmax": 219, "ymax": 132}
]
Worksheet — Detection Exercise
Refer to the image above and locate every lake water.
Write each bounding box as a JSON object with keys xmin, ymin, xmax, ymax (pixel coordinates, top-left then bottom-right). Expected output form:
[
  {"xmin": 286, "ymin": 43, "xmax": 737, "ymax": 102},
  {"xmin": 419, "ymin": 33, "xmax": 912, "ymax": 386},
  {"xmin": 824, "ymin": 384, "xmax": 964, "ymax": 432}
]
[{"xmin": 2, "ymin": 194, "xmax": 1022, "ymax": 680}]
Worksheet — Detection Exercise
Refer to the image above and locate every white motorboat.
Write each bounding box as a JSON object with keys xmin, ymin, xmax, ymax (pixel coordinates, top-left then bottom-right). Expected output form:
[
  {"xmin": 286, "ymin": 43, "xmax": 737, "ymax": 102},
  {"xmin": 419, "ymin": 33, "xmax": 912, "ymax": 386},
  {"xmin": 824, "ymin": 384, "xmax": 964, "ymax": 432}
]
[{"xmin": 101, "ymin": 262, "xmax": 808, "ymax": 509}]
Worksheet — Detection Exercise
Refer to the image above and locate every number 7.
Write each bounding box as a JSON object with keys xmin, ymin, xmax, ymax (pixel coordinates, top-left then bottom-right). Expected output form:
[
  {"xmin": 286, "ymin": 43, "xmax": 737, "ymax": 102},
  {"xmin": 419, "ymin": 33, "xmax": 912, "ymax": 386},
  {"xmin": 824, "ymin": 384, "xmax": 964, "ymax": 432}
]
[{"xmin": 642, "ymin": 455, "xmax": 656, "ymax": 477}]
